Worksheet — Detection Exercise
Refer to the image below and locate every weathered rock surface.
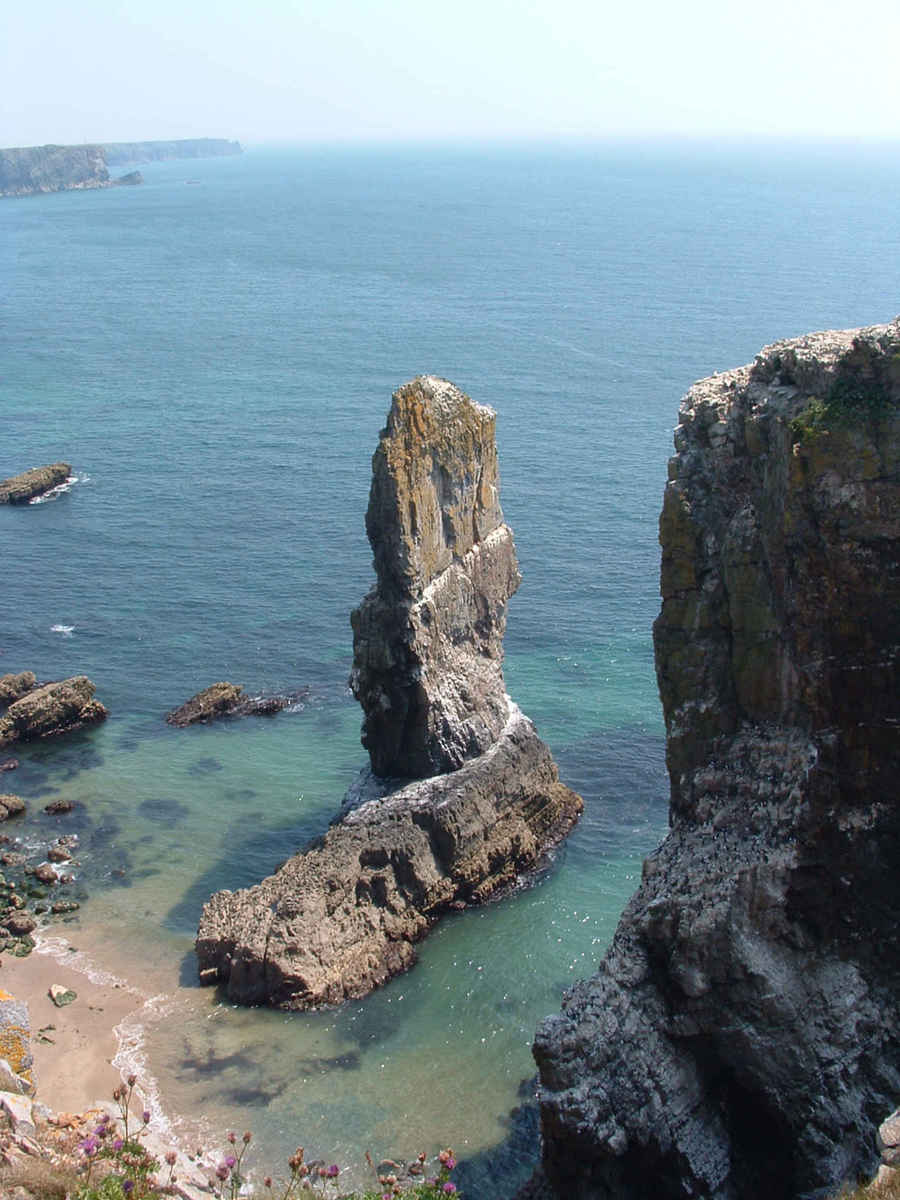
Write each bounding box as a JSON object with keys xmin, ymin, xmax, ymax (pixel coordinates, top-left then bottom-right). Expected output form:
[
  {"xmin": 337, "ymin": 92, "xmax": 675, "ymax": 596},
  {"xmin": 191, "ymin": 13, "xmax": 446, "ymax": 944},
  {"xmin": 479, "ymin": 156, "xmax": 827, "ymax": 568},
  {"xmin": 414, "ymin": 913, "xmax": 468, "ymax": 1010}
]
[
  {"xmin": 0, "ymin": 677, "xmax": 107, "ymax": 749},
  {"xmin": 165, "ymin": 682, "xmax": 303, "ymax": 726},
  {"xmin": 0, "ymin": 674, "xmax": 36, "ymax": 707},
  {"xmin": 532, "ymin": 319, "xmax": 900, "ymax": 1200},
  {"xmin": 0, "ymin": 796, "xmax": 25, "ymax": 822},
  {"xmin": 0, "ymin": 465, "xmax": 70, "ymax": 504},
  {"xmin": 351, "ymin": 376, "xmax": 517, "ymax": 778},
  {"xmin": 197, "ymin": 377, "xmax": 582, "ymax": 1008},
  {"xmin": 197, "ymin": 704, "xmax": 581, "ymax": 1007}
]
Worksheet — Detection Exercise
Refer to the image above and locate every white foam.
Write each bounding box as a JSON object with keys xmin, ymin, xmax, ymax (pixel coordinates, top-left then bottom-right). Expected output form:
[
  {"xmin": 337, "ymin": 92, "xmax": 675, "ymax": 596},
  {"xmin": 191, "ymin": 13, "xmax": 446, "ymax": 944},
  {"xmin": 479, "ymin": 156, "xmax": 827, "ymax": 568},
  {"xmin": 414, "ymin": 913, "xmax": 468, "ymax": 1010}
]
[
  {"xmin": 28, "ymin": 473, "xmax": 81, "ymax": 504},
  {"xmin": 50, "ymin": 623, "xmax": 75, "ymax": 636}
]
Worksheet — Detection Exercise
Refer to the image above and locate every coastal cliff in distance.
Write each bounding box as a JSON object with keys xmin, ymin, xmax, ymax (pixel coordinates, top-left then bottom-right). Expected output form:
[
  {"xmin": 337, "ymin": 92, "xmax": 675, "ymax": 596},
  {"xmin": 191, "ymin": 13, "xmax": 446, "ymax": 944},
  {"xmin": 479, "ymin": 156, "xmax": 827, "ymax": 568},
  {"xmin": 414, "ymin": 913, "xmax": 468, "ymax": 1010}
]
[
  {"xmin": 531, "ymin": 320, "xmax": 900, "ymax": 1199},
  {"xmin": 102, "ymin": 137, "xmax": 241, "ymax": 165},
  {"xmin": 196, "ymin": 377, "xmax": 583, "ymax": 1009},
  {"xmin": 0, "ymin": 138, "xmax": 240, "ymax": 197}
]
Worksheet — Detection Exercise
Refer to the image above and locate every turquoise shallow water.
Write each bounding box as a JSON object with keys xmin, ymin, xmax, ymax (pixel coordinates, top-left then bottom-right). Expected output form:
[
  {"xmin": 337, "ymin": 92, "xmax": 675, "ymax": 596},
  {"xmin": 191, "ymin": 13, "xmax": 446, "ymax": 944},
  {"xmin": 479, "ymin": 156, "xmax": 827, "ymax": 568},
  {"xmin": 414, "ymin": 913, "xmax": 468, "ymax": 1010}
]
[{"xmin": 2, "ymin": 139, "xmax": 899, "ymax": 1196}]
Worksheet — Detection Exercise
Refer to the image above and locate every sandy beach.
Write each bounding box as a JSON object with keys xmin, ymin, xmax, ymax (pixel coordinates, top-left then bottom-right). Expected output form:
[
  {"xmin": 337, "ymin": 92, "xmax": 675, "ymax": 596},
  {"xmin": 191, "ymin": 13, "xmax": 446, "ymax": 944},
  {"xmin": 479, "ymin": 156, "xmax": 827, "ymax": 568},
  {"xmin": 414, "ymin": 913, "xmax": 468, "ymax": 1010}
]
[{"xmin": 1, "ymin": 934, "xmax": 146, "ymax": 1113}]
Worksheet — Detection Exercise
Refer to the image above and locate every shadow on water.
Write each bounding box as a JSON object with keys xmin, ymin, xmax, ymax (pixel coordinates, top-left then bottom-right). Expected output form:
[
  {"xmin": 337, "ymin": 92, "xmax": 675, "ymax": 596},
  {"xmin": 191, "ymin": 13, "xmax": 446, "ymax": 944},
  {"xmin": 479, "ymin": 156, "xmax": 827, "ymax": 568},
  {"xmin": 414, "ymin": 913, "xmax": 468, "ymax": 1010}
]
[
  {"xmin": 161, "ymin": 804, "xmax": 339, "ymax": 935},
  {"xmin": 451, "ymin": 1078, "xmax": 542, "ymax": 1200}
]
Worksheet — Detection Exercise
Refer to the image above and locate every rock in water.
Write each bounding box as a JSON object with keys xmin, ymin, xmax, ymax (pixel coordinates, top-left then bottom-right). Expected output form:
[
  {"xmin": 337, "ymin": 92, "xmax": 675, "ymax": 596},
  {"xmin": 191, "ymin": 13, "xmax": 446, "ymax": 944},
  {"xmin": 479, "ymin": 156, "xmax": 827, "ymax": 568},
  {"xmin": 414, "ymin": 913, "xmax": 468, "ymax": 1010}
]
[
  {"xmin": 165, "ymin": 682, "xmax": 303, "ymax": 726},
  {"xmin": 351, "ymin": 377, "xmax": 518, "ymax": 777},
  {"xmin": 0, "ymin": 463, "xmax": 71, "ymax": 504},
  {"xmin": 0, "ymin": 677, "xmax": 107, "ymax": 749},
  {"xmin": 532, "ymin": 320, "xmax": 900, "ymax": 1200},
  {"xmin": 196, "ymin": 378, "xmax": 582, "ymax": 1008}
]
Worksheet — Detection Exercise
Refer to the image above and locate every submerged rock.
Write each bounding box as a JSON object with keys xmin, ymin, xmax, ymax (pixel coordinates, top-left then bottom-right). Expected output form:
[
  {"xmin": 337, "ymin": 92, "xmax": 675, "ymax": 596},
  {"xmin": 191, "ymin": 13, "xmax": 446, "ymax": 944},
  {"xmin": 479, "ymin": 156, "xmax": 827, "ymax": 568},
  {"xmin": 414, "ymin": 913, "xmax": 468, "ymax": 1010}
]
[
  {"xmin": 0, "ymin": 677, "xmax": 107, "ymax": 749},
  {"xmin": 196, "ymin": 377, "xmax": 582, "ymax": 1008},
  {"xmin": 165, "ymin": 682, "xmax": 305, "ymax": 726},
  {"xmin": 0, "ymin": 464, "xmax": 71, "ymax": 504},
  {"xmin": 532, "ymin": 320, "xmax": 900, "ymax": 1200}
]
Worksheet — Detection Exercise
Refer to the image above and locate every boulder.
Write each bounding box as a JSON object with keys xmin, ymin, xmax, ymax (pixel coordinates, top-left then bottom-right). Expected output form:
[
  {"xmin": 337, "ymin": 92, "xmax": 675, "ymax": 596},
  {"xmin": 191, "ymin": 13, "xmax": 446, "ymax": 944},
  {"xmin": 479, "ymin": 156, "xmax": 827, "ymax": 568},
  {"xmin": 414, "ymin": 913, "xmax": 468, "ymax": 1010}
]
[
  {"xmin": 0, "ymin": 676, "xmax": 107, "ymax": 749},
  {"xmin": 0, "ymin": 464, "xmax": 71, "ymax": 504},
  {"xmin": 532, "ymin": 320, "xmax": 900, "ymax": 1199},
  {"xmin": 0, "ymin": 795, "xmax": 25, "ymax": 821},
  {"xmin": 196, "ymin": 378, "xmax": 582, "ymax": 1008}
]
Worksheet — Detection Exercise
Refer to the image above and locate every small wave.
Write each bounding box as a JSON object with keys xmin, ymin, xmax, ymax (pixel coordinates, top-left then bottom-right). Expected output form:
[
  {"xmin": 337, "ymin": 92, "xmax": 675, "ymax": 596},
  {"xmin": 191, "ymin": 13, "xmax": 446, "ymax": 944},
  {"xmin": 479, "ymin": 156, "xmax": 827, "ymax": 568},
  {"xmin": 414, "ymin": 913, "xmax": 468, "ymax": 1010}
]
[
  {"xmin": 28, "ymin": 473, "xmax": 82, "ymax": 504},
  {"xmin": 50, "ymin": 623, "xmax": 75, "ymax": 636}
]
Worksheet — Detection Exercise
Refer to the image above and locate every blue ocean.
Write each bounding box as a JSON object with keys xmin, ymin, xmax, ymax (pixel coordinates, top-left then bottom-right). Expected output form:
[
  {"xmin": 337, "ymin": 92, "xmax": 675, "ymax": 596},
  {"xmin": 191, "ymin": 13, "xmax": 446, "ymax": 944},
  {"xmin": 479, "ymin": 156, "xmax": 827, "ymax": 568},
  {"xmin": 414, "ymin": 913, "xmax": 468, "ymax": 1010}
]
[{"xmin": 2, "ymin": 139, "xmax": 898, "ymax": 1196}]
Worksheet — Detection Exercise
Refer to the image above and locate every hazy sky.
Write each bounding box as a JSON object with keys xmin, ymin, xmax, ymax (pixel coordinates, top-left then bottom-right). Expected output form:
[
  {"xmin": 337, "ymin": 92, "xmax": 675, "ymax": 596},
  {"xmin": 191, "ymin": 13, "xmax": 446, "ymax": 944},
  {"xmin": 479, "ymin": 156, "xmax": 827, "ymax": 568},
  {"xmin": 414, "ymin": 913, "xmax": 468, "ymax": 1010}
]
[{"xmin": 3, "ymin": 0, "xmax": 899, "ymax": 146}]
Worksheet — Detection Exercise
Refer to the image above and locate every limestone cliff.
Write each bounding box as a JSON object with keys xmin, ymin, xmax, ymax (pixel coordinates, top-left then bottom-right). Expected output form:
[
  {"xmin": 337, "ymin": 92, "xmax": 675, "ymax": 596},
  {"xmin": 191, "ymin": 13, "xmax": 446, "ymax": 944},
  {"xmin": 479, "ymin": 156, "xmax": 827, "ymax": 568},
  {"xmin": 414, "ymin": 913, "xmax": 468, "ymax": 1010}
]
[
  {"xmin": 196, "ymin": 378, "xmax": 582, "ymax": 1008},
  {"xmin": 532, "ymin": 320, "xmax": 900, "ymax": 1199}
]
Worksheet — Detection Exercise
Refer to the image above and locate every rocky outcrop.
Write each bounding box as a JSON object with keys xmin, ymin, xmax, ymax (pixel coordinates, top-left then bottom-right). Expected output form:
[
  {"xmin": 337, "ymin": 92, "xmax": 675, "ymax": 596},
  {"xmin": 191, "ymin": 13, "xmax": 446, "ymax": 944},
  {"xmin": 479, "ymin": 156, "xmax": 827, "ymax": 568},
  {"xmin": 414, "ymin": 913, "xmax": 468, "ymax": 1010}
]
[
  {"xmin": 0, "ymin": 678, "xmax": 107, "ymax": 749},
  {"xmin": 196, "ymin": 377, "xmax": 582, "ymax": 1008},
  {"xmin": 165, "ymin": 682, "xmax": 304, "ymax": 726},
  {"xmin": 532, "ymin": 320, "xmax": 900, "ymax": 1200},
  {"xmin": 351, "ymin": 377, "xmax": 517, "ymax": 778},
  {"xmin": 0, "ymin": 465, "xmax": 71, "ymax": 504}
]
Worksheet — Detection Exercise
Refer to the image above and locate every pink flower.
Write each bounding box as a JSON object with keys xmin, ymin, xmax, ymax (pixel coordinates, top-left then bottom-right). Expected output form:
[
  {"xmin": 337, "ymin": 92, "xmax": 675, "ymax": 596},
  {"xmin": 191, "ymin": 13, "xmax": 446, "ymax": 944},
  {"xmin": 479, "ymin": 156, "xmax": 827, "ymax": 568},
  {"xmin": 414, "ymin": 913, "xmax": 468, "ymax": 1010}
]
[
  {"xmin": 142, "ymin": 1110, "xmax": 151, "ymax": 1124},
  {"xmin": 327, "ymin": 1164, "xmax": 340, "ymax": 1178},
  {"xmin": 225, "ymin": 1155, "xmax": 237, "ymax": 1169},
  {"xmin": 216, "ymin": 1163, "xmax": 230, "ymax": 1181},
  {"xmin": 443, "ymin": 1184, "xmax": 457, "ymax": 1195}
]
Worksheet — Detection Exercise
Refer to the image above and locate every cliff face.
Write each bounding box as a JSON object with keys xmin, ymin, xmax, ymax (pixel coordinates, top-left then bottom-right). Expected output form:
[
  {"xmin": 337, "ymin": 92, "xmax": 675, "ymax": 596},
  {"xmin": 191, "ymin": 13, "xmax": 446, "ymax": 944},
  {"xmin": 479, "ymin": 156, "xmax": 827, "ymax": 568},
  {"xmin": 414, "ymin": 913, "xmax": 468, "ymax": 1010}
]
[
  {"xmin": 0, "ymin": 146, "xmax": 109, "ymax": 197},
  {"xmin": 532, "ymin": 320, "xmax": 900, "ymax": 1199},
  {"xmin": 196, "ymin": 378, "xmax": 582, "ymax": 1009}
]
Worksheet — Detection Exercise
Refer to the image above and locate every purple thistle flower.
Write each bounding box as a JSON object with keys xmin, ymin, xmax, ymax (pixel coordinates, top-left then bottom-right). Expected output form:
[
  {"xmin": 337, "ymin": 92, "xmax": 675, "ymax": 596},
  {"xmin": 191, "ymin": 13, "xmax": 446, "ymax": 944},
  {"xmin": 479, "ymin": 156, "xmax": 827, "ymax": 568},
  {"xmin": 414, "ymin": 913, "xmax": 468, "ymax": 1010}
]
[
  {"xmin": 142, "ymin": 1109, "xmax": 151, "ymax": 1124},
  {"xmin": 225, "ymin": 1155, "xmax": 237, "ymax": 1169},
  {"xmin": 113, "ymin": 1138, "xmax": 124, "ymax": 1151},
  {"xmin": 445, "ymin": 1157, "xmax": 456, "ymax": 1170},
  {"xmin": 123, "ymin": 1182, "xmax": 134, "ymax": 1195},
  {"xmin": 216, "ymin": 1163, "xmax": 230, "ymax": 1181},
  {"xmin": 79, "ymin": 1135, "xmax": 99, "ymax": 1156},
  {"xmin": 327, "ymin": 1164, "xmax": 340, "ymax": 1177},
  {"xmin": 443, "ymin": 1184, "xmax": 457, "ymax": 1195}
]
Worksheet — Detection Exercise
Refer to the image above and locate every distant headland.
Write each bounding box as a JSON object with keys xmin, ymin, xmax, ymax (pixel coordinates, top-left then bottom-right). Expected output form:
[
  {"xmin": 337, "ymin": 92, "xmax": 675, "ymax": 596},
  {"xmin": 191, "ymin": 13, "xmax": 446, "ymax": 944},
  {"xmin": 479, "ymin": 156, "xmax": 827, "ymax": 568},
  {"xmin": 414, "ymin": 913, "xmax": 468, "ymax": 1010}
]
[{"xmin": 0, "ymin": 138, "xmax": 241, "ymax": 198}]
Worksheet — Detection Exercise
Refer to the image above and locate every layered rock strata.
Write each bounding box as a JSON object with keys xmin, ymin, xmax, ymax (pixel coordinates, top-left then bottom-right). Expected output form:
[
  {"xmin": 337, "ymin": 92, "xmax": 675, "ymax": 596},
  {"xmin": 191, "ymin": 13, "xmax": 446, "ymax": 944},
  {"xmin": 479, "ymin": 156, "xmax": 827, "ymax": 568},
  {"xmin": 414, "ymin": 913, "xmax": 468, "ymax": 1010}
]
[
  {"xmin": 0, "ymin": 464, "xmax": 71, "ymax": 504},
  {"xmin": 0, "ymin": 677, "xmax": 107, "ymax": 749},
  {"xmin": 532, "ymin": 320, "xmax": 900, "ymax": 1200},
  {"xmin": 196, "ymin": 377, "xmax": 582, "ymax": 1008}
]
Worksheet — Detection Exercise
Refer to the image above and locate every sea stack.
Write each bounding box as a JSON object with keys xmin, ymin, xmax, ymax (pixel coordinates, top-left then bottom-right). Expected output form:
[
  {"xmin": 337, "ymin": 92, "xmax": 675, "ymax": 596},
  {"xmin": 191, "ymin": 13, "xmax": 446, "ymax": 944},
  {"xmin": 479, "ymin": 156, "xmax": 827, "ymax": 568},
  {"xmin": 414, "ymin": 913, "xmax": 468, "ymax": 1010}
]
[
  {"xmin": 532, "ymin": 321, "xmax": 900, "ymax": 1199},
  {"xmin": 196, "ymin": 377, "xmax": 582, "ymax": 1009}
]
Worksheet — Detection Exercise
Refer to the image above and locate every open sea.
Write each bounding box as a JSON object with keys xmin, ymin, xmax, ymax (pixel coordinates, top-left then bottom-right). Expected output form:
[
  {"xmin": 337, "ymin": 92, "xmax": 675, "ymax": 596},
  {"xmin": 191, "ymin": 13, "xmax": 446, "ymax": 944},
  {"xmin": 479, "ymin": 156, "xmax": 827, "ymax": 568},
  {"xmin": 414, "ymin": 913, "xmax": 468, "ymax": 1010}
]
[{"xmin": 1, "ymin": 139, "xmax": 898, "ymax": 1196}]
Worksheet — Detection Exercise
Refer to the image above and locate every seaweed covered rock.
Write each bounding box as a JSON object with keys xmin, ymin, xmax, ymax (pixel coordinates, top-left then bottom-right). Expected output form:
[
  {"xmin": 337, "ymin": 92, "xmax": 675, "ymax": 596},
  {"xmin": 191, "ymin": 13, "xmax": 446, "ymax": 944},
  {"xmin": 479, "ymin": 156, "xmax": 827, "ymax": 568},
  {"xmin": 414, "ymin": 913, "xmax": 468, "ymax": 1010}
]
[
  {"xmin": 532, "ymin": 319, "xmax": 900, "ymax": 1200},
  {"xmin": 197, "ymin": 378, "xmax": 582, "ymax": 1008}
]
